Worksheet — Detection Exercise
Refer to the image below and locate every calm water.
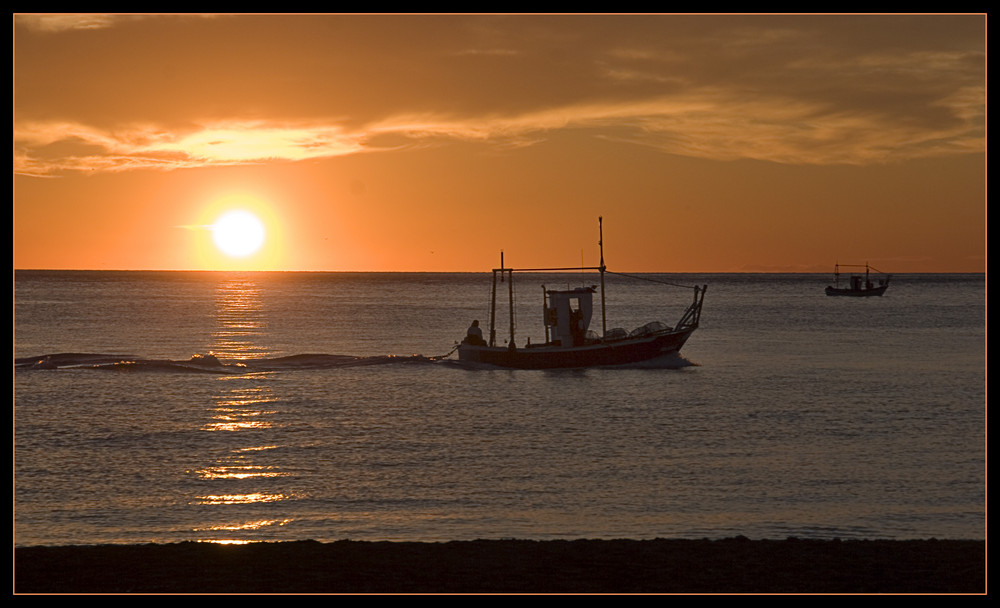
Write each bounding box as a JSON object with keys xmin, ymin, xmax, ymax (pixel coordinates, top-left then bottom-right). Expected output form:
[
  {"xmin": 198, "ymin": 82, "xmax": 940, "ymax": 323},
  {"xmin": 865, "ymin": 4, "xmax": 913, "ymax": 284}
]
[{"xmin": 14, "ymin": 271, "xmax": 985, "ymax": 546}]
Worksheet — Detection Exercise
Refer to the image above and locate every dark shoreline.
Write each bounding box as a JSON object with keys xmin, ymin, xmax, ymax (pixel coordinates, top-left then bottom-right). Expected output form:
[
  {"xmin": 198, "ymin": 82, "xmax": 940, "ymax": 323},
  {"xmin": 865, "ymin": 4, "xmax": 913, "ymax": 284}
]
[{"xmin": 15, "ymin": 537, "xmax": 985, "ymax": 594}]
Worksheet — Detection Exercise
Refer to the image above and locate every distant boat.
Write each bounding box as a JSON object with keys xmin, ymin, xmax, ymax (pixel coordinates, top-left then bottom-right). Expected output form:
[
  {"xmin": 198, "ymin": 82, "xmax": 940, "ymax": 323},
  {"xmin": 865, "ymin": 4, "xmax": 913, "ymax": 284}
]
[
  {"xmin": 457, "ymin": 217, "xmax": 707, "ymax": 369},
  {"xmin": 825, "ymin": 262, "xmax": 890, "ymax": 297}
]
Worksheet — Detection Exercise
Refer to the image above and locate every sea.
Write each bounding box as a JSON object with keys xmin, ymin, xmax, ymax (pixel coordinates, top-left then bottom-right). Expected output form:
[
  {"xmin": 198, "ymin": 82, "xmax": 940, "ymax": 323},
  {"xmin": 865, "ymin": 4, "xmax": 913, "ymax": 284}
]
[{"xmin": 13, "ymin": 270, "xmax": 986, "ymax": 546}]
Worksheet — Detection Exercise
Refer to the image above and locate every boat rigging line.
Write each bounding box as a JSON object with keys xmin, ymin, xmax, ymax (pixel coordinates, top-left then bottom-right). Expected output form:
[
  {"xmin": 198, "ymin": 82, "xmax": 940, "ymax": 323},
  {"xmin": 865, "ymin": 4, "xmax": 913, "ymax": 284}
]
[{"xmin": 605, "ymin": 270, "xmax": 703, "ymax": 292}]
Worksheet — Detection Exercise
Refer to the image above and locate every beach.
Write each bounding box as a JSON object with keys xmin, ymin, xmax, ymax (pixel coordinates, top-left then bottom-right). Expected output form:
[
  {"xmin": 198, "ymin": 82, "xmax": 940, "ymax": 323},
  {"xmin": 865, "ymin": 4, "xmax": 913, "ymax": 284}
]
[{"xmin": 15, "ymin": 537, "xmax": 985, "ymax": 594}]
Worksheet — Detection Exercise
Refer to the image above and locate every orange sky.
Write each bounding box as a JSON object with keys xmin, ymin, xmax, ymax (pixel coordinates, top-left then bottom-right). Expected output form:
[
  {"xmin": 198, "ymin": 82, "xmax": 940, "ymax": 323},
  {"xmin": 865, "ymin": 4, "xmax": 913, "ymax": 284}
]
[{"xmin": 13, "ymin": 14, "xmax": 986, "ymax": 272}]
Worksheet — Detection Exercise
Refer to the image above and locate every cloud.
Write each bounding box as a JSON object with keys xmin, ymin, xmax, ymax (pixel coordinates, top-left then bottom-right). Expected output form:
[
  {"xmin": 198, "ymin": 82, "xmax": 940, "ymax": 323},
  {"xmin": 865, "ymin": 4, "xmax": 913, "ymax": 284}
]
[
  {"xmin": 13, "ymin": 15, "xmax": 985, "ymax": 176},
  {"xmin": 15, "ymin": 14, "xmax": 131, "ymax": 32},
  {"xmin": 15, "ymin": 74, "xmax": 984, "ymax": 177},
  {"xmin": 14, "ymin": 120, "xmax": 369, "ymax": 176},
  {"xmin": 14, "ymin": 13, "xmax": 213, "ymax": 33}
]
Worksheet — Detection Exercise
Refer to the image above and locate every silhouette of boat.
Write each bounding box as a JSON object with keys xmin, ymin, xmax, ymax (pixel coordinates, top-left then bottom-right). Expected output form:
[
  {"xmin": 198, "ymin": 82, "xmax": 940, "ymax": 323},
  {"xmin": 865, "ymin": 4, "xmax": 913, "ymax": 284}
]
[
  {"xmin": 457, "ymin": 217, "xmax": 706, "ymax": 369},
  {"xmin": 825, "ymin": 263, "xmax": 890, "ymax": 297}
]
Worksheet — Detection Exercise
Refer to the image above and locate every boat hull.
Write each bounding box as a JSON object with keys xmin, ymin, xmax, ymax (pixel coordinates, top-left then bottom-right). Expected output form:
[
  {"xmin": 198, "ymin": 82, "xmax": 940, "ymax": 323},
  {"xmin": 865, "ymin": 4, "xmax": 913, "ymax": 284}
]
[
  {"xmin": 825, "ymin": 285, "xmax": 889, "ymax": 297},
  {"xmin": 457, "ymin": 328, "xmax": 696, "ymax": 369}
]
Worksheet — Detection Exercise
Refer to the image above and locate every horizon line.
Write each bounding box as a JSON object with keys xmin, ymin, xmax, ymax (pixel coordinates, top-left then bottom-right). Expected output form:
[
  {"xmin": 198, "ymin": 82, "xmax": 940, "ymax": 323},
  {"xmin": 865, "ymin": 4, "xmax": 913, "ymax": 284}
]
[{"xmin": 12, "ymin": 267, "xmax": 986, "ymax": 275}]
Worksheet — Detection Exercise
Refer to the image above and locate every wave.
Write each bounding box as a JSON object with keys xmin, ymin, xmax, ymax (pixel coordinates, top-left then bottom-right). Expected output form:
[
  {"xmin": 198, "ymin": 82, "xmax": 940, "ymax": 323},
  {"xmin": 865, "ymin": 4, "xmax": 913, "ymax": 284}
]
[
  {"xmin": 15, "ymin": 350, "xmax": 695, "ymax": 373},
  {"xmin": 14, "ymin": 352, "xmax": 443, "ymax": 374}
]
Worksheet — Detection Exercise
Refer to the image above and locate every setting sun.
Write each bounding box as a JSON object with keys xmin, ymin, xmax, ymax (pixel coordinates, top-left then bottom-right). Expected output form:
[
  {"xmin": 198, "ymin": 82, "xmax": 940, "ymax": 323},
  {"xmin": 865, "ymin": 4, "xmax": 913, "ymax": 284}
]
[
  {"xmin": 190, "ymin": 192, "xmax": 286, "ymax": 270},
  {"xmin": 212, "ymin": 210, "xmax": 266, "ymax": 258}
]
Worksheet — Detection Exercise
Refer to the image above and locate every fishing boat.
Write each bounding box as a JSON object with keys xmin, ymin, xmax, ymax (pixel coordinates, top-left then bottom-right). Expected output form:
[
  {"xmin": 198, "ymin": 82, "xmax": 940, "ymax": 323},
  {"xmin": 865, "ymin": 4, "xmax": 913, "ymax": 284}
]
[
  {"xmin": 825, "ymin": 263, "xmax": 890, "ymax": 297},
  {"xmin": 457, "ymin": 217, "xmax": 707, "ymax": 369}
]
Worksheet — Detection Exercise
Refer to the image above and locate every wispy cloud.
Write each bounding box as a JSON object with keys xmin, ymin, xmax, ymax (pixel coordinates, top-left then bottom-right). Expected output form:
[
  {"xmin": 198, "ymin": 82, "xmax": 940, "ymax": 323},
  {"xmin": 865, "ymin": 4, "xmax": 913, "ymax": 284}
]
[
  {"xmin": 14, "ymin": 120, "xmax": 368, "ymax": 176},
  {"xmin": 16, "ymin": 13, "xmax": 133, "ymax": 32},
  {"xmin": 14, "ymin": 15, "xmax": 984, "ymax": 176},
  {"xmin": 15, "ymin": 76, "xmax": 984, "ymax": 177}
]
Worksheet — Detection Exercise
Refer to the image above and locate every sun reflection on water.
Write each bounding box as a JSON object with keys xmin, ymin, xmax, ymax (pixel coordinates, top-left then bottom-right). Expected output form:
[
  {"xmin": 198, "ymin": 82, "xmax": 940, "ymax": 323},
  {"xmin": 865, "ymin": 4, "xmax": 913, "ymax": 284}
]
[
  {"xmin": 199, "ymin": 539, "xmax": 256, "ymax": 545},
  {"xmin": 197, "ymin": 519, "xmax": 294, "ymax": 532},
  {"xmin": 195, "ymin": 492, "xmax": 290, "ymax": 505},
  {"xmin": 212, "ymin": 275, "xmax": 271, "ymax": 360},
  {"xmin": 195, "ymin": 464, "xmax": 289, "ymax": 480},
  {"xmin": 203, "ymin": 389, "xmax": 279, "ymax": 432},
  {"xmin": 191, "ymin": 274, "xmax": 295, "ymax": 542}
]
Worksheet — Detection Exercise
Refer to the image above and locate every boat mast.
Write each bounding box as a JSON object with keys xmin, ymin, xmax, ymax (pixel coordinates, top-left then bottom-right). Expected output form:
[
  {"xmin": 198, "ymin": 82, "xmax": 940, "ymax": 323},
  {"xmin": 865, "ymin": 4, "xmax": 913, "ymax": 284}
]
[
  {"xmin": 508, "ymin": 255, "xmax": 515, "ymax": 347},
  {"xmin": 599, "ymin": 216, "xmax": 607, "ymax": 337},
  {"xmin": 489, "ymin": 254, "xmax": 499, "ymax": 347},
  {"xmin": 542, "ymin": 285, "xmax": 549, "ymax": 343}
]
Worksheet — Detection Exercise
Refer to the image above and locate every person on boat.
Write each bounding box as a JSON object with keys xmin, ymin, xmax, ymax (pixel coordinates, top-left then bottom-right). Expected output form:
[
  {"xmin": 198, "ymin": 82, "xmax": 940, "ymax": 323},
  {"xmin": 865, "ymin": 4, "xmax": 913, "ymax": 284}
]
[
  {"xmin": 465, "ymin": 320, "xmax": 486, "ymax": 346},
  {"xmin": 569, "ymin": 309, "xmax": 586, "ymax": 346}
]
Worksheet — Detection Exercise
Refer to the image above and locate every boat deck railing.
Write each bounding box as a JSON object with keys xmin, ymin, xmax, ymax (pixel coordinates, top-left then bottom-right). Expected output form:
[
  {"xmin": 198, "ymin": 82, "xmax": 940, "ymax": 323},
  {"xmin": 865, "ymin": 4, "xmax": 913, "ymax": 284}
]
[{"xmin": 675, "ymin": 285, "xmax": 707, "ymax": 330}]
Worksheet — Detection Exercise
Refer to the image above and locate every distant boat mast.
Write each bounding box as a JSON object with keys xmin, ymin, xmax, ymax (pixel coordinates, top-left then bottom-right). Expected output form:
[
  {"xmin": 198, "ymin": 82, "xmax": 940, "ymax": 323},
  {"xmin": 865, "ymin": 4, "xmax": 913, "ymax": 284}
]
[{"xmin": 599, "ymin": 216, "xmax": 607, "ymax": 337}]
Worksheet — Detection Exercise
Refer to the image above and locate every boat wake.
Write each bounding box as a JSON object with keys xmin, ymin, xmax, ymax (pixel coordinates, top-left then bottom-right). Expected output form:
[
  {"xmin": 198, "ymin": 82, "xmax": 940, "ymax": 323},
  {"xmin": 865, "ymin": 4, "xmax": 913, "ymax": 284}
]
[
  {"xmin": 603, "ymin": 351, "xmax": 698, "ymax": 369},
  {"xmin": 14, "ymin": 351, "xmax": 444, "ymax": 374},
  {"xmin": 15, "ymin": 349, "xmax": 695, "ymax": 374}
]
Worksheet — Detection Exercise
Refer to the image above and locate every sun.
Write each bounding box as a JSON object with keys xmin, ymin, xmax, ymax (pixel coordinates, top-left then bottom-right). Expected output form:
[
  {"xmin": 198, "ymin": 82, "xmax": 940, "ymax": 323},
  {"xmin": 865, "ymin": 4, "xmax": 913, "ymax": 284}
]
[
  {"xmin": 192, "ymin": 192, "xmax": 284, "ymax": 270},
  {"xmin": 211, "ymin": 210, "xmax": 266, "ymax": 258}
]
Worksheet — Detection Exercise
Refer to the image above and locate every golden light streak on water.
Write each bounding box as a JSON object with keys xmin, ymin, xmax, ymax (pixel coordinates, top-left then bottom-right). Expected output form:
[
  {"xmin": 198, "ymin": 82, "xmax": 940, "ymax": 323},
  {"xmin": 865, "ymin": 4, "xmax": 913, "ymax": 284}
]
[
  {"xmin": 212, "ymin": 275, "xmax": 271, "ymax": 360},
  {"xmin": 195, "ymin": 465, "xmax": 290, "ymax": 480},
  {"xmin": 202, "ymin": 407, "xmax": 277, "ymax": 432},
  {"xmin": 195, "ymin": 492, "xmax": 289, "ymax": 505},
  {"xmin": 197, "ymin": 539, "xmax": 256, "ymax": 545},
  {"xmin": 196, "ymin": 519, "xmax": 294, "ymax": 532}
]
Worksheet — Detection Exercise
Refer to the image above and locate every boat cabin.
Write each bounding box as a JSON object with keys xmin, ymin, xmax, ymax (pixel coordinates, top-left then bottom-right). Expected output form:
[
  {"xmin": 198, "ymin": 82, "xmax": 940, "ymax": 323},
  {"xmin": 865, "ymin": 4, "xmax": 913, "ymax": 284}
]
[
  {"xmin": 849, "ymin": 275, "xmax": 870, "ymax": 291},
  {"xmin": 544, "ymin": 287, "xmax": 595, "ymax": 347}
]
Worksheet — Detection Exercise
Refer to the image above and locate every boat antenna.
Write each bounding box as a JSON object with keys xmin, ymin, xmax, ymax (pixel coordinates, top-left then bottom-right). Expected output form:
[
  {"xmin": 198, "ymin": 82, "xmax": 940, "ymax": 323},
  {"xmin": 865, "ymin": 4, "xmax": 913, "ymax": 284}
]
[{"xmin": 599, "ymin": 216, "xmax": 607, "ymax": 337}]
